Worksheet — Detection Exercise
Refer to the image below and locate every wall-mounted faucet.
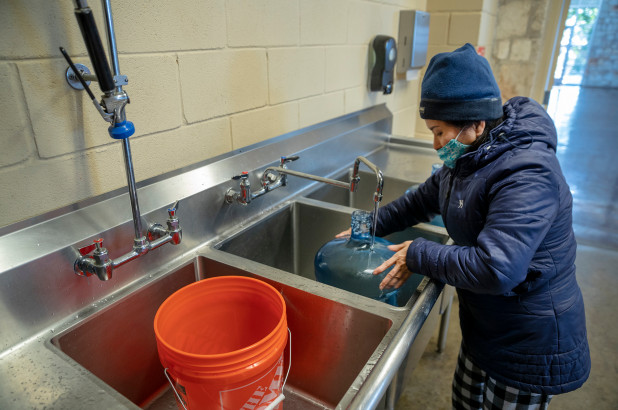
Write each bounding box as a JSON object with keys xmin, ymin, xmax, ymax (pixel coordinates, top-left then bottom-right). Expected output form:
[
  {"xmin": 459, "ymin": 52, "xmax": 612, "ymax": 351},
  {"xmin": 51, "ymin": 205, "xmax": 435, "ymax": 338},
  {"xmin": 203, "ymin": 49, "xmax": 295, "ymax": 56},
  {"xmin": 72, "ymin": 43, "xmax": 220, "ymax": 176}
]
[
  {"xmin": 75, "ymin": 202, "xmax": 182, "ymax": 281},
  {"xmin": 226, "ymin": 155, "xmax": 384, "ymax": 245},
  {"xmin": 226, "ymin": 155, "xmax": 384, "ymax": 236},
  {"xmin": 226, "ymin": 155, "xmax": 384, "ymax": 205},
  {"xmin": 62, "ymin": 0, "xmax": 182, "ymax": 281},
  {"xmin": 226, "ymin": 156, "xmax": 302, "ymax": 205}
]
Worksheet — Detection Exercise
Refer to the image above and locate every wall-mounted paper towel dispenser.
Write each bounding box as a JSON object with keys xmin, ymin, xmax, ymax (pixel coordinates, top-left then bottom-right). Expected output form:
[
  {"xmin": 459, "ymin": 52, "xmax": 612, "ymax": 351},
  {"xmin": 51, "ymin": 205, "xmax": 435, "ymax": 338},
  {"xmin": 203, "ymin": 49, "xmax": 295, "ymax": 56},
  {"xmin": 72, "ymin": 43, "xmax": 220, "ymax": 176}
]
[{"xmin": 397, "ymin": 10, "xmax": 430, "ymax": 73}]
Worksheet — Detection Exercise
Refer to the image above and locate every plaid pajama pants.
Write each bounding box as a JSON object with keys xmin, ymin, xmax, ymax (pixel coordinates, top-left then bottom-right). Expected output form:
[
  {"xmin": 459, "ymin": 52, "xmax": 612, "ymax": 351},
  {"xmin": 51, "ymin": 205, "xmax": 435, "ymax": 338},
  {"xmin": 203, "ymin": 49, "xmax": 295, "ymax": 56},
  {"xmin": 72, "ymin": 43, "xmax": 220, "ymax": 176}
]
[{"xmin": 452, "ymin": 345, "xmax": 553, "ymax": 410}]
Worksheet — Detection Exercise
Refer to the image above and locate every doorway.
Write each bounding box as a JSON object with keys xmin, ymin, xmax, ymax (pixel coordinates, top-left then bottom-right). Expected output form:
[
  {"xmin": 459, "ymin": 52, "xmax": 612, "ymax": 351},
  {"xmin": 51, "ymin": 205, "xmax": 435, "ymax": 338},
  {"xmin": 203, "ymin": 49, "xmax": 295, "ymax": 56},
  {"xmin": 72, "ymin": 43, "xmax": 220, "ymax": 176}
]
[
  {"xmin": 547, "ymin": 0, "xmax": 602, "ymax": 122},
  {"xmin": 553, "ymin": 0, "xmax": 601, "ymax": 86}
]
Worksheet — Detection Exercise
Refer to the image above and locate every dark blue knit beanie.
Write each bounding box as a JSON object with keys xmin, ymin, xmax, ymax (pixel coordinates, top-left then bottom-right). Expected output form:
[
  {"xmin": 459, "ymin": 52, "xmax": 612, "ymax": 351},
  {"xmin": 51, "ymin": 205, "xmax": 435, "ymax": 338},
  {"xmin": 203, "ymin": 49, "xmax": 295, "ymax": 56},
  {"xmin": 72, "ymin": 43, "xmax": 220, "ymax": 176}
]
[{"xmin": 420, "ymin": 43, "xmax": 502, "ymax": 121}]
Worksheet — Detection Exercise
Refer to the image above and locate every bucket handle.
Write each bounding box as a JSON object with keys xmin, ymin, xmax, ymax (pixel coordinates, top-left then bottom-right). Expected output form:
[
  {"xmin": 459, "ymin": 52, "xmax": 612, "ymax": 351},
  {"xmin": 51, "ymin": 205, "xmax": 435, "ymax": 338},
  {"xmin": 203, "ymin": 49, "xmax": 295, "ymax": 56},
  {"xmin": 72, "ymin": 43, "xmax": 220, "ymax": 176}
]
[
  {"xmin": 164, "ymin": 367, "xmax": 189, "ymax": 410},
  {"xmin": 163, "ymin": 328, "xmax": 292, "ymax": 410}
]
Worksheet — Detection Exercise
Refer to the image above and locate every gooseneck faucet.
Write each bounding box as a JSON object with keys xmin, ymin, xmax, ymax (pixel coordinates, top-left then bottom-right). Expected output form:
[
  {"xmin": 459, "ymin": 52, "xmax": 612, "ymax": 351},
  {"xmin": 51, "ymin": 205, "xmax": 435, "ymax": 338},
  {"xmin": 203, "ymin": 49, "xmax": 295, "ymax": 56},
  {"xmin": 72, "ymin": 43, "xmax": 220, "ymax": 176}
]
[
  {"xmin": 64, "ymin": 0, "xmax": 182, "ymax": 281},
  {"xmin": 225, "ymin": 155, "xmax": 385, "ymax": 245}
]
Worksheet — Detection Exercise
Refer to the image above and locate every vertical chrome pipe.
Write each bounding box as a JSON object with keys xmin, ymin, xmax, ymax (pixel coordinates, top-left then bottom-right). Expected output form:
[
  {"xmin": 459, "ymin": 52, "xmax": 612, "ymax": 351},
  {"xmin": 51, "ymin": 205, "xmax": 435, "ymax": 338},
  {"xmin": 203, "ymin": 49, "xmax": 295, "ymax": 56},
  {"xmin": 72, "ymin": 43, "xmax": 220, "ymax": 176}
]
[
  {"xmin": 101, "ymin": 0, "xmax": 122, "ymax": 93},
  {"xmin": 101, "ymin": 0, "xmax": 141, "ymax": 239},
  {"xmin": 121, "ymin": 138, "xmax": 143, "ymax": 240}
]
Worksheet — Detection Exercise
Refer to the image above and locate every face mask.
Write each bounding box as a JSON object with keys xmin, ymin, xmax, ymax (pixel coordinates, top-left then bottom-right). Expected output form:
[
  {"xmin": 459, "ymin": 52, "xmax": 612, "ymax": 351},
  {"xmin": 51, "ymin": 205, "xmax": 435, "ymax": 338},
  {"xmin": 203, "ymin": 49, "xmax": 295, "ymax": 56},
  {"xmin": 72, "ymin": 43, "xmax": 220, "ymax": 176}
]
[{"xmin": 437, "ymin": 127, "xmax": 470, "ymax": 168}]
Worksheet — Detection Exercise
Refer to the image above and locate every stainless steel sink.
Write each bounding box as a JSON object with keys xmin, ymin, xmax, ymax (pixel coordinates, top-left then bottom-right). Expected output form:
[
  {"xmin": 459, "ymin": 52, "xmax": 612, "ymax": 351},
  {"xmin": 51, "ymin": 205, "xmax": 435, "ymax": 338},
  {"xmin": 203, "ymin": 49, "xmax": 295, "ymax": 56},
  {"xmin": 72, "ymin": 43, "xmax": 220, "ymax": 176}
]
[
  {"xmin": 214, "ymin": 199, "xmax": 449, "ymax": 308},
  {"xmin": 50, "ymin": 255, "xmax": 393, "ymax": 409},
  {"xmin": 0, "ymin": 106, "xmax": 453, "ymax": 410}
]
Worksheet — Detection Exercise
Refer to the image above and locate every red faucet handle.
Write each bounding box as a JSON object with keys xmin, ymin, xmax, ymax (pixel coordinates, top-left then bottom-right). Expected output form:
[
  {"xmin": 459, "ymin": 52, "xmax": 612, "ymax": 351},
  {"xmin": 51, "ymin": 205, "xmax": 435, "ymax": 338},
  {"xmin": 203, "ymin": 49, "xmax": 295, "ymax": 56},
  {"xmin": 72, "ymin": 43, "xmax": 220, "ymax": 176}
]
[{"xmin": 78, "ymin": 238, "xmax": 104, "ymax": 256}]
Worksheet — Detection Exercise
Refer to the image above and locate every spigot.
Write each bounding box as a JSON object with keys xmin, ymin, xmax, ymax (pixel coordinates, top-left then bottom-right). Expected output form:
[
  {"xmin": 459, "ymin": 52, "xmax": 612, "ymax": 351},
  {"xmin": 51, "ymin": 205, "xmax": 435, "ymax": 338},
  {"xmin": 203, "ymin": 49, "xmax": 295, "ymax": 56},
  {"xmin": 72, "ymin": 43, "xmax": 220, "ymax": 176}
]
[
  {"xmin": 166, "ymin": 200, "xmax": 182, "ymax": 245},
  {"xmin": 75, "ymin": 238, "xmax": 114, "ymax": 281},
  {"xmin": 225, "ymin": 172, "xmax": 251, "ymax": 205},
  {"xmin": 351, "ymin": 156, "xmax": 384, "ymax": 204},
  {"xmin": 147, "ymin": 200, "xmax": 182, "ymax": 245},
  {"xmin": 276, "ymin": 156, "xmax": 299, "ymax": 187}
]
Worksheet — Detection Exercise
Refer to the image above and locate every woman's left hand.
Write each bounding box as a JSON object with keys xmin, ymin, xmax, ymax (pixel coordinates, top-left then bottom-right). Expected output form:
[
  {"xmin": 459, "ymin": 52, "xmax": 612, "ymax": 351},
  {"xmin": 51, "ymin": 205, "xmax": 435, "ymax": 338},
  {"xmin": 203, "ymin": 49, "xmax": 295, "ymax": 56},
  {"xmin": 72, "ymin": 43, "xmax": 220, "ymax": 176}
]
[{"xmin": 373, "ymin": 241, "xmax": 414, "ymax": 290}]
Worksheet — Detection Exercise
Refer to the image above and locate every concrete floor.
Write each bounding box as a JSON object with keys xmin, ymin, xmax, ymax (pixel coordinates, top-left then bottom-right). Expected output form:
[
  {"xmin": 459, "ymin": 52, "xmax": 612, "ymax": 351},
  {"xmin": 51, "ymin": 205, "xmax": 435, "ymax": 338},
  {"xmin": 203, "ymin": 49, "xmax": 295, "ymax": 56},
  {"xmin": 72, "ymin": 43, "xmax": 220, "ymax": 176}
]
[{"xmin": 396, "ymin": 87, "xmax": 618, "ymax": 410}]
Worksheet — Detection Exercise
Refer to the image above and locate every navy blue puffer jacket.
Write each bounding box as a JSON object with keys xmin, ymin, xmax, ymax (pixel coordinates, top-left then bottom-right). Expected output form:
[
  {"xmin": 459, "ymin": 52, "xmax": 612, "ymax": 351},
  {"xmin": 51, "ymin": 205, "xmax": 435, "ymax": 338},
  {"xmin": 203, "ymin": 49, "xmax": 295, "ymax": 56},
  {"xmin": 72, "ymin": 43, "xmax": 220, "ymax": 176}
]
[{"xmin": 376, "ymin": 97, "xmax": 590, "ymax": 394}]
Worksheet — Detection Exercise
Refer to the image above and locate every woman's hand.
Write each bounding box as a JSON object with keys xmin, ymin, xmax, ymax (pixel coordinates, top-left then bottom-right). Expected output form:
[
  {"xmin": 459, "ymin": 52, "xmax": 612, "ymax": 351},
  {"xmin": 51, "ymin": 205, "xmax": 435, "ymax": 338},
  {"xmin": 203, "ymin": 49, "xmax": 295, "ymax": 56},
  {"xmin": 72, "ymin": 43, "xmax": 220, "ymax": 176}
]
[
  {"xmin": 335, "ymin": 228, "xmax": 351, "ymax": 238},
  {"xmin": 373, "ymin": 241, "xmax": 414, "ymax": 290}
]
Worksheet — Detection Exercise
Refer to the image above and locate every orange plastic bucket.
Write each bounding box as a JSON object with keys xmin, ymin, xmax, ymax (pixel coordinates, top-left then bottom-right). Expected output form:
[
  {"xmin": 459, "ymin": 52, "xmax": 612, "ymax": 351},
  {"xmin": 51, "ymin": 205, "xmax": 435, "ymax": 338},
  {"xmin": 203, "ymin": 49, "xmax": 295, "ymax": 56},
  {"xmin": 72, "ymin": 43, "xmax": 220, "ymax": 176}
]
[{"xmin": 154, "ymin": 276, "xmax": 288, "ymax": 410}]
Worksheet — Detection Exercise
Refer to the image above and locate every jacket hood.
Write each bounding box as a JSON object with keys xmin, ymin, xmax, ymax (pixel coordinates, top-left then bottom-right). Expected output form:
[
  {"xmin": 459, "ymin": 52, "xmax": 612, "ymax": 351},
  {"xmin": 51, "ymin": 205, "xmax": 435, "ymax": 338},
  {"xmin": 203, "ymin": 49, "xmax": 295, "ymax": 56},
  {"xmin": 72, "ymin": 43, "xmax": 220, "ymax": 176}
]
[{"xmin": 467, "ymin": 97, "xmax": 558, "ymax": 168}]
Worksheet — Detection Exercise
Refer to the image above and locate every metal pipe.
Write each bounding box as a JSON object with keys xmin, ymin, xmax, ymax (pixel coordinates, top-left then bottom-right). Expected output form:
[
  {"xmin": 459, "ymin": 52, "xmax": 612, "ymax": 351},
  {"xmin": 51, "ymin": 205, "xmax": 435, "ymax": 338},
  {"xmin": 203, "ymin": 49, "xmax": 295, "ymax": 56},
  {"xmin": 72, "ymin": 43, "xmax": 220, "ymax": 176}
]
[
  {"xmin": 437, "ymin": 296, "xmax": 453, "ymax": 353},
  {"xmin": 262, "ymin": 167, "xmax": 352, "ymax": 190},
  {"xmin": 347, "ymin": 280, "xmax": 444, "ymax": 409},
  {"xmin": 101, "ymin": 0, "xmax": 122, "ymax": 93},
  {"xmin": 121, "ymin": 138, "xmax": 143, "ymax": 240},
  {"xmin": 351, "ymin": 156, "xmax": 384, "ymax": 248},
  {"xmin": 352, "ymin": 156, "xmax": 384, "ymax": 201}
]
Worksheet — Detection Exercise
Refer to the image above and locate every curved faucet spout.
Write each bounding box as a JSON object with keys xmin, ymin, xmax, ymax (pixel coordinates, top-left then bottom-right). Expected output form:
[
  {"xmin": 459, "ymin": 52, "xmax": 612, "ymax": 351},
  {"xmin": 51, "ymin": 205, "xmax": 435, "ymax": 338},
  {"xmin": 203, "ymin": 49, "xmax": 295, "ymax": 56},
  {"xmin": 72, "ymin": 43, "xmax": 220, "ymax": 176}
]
[{"xmin": 351, "ymin": 156, "xmax": 384, "ymax": 204}]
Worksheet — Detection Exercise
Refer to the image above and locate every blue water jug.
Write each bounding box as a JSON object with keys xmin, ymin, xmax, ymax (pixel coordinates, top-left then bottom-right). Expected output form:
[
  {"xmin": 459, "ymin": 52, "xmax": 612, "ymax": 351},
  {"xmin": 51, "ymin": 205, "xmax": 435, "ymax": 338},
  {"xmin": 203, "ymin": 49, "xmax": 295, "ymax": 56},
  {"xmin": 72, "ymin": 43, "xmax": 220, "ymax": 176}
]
[{"xmin": 314, "ymin": 210, "xmax": 399, "ymax": 305}]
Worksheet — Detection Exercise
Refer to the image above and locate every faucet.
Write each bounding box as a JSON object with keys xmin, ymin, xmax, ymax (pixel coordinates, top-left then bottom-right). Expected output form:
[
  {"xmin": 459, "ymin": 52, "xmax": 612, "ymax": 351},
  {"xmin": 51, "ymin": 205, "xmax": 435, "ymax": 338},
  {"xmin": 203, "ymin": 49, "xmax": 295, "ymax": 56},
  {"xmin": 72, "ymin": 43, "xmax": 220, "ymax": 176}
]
[
  {"xmin": 225, "ymin": 156, "xmax": 305, "ymax": 205},
  {"xmin": 75, "ymin": 202, "xmax": 182, "ymax": 281},
  {"xmin": 225, "ymin": 155, "xmax": 385, "ymax": 240},
  {"xmin": 63, "ymin": 0, "xmax": 182, "ymax": 281}
]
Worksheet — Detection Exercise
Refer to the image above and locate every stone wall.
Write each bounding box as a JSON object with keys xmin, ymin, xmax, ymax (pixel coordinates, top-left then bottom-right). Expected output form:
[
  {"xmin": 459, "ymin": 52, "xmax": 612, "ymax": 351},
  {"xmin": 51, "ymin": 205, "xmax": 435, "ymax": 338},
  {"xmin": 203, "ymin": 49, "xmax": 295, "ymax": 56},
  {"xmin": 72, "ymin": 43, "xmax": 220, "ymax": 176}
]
[
  {"xmin": 490, "ymin": 0, "xmax": 552, "ymax": 101},
  {"xmin": 583, "ymin": 0, "xmax": 618, "ymax": 87}
]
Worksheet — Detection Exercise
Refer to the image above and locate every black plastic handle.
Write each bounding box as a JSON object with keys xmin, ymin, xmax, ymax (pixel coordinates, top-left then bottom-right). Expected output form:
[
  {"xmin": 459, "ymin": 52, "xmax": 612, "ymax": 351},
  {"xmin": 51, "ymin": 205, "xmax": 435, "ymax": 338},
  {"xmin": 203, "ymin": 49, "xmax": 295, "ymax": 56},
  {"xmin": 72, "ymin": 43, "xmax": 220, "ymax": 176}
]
[
  {"xmin": 74, "ymin": 4, "xmax": 115, "ymax": 93},
  {"xmin": 231, "ymin": 172, "xmax": 249, "ymax": 180}
]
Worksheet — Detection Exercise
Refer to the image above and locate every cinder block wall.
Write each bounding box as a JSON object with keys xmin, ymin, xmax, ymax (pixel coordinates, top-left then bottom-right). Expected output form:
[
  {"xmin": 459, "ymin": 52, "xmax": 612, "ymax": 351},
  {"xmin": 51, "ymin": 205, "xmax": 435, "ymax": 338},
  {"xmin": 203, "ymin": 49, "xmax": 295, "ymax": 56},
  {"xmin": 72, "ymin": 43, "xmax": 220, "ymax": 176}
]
[
  {"xmin": 0, "ymin": 0, "xmax": 427, "ymax": 228},
  {"xmin": 414, "ymin": 0, "xmax": 499, "ymax": 139}
]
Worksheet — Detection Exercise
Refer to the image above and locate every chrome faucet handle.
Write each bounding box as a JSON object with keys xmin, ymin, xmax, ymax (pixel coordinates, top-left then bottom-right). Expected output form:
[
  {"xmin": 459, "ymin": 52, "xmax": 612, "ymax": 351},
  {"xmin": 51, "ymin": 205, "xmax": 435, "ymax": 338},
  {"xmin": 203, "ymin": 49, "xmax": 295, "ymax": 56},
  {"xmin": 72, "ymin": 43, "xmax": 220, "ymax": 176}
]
[
  {"xmin": 280, "ymin": 155, "xmax": 299, "ymax": 167},
  {"xmin": 226, "ymin": 172, "xmax": 251, "ymax": 205},
  {"xmin": 78, "ymin": 238, "xmax": 105, "ymax": 256},
  {"xmin": 167, "ymin": 200, "xmax": 180, "ymax": 219},
  {"xmin": 166, "ymin": 200, "xmax": 182, "ymax": 245},
  {"xmin": 277, "ymin": 156, "xmax": 299, "ymax": 187},
  {"xmin": 75, "ymin": 238, "xmax": 113, "ymax": 280},
  {"xmin": 148, "ymin": 200, "xmax": 182, "ymax": 243}
]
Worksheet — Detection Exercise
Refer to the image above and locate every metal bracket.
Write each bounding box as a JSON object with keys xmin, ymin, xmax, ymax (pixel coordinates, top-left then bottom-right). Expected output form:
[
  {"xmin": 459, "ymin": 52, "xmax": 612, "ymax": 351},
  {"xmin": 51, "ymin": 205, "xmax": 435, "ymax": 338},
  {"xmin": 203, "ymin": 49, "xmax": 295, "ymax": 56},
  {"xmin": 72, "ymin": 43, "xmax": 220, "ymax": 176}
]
[
  {"xmin": 65, "ymin": 63, "xmax": 93, "ymax": 90},
  {"xmin": 114, "ymin": 75, "xmax": 128, "ymax": 87},
  {"xmin": 65, "ymin": 64, "xmax": 127, "ymax": 90}
]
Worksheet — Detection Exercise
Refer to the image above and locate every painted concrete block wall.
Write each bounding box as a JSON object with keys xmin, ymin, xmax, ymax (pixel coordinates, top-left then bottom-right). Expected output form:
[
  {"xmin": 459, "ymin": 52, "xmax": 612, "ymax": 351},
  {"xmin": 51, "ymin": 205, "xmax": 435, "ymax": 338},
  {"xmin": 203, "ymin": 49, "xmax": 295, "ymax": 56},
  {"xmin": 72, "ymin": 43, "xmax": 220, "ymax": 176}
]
[
  {"xmin": 414, "ymin": 0, "xmax": 499, "ymax": 140},
  {"xmin": 0, "ymin": 0, "xmax": 426, "ymax": 228}
]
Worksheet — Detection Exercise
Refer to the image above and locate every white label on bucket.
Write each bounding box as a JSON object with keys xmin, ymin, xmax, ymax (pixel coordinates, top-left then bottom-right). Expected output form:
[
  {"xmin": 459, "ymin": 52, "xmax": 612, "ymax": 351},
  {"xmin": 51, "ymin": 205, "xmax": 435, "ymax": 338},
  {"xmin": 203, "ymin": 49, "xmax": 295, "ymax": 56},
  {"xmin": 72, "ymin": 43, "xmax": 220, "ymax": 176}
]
[{"xmin": 219, "ymin": 356, "xmax": 284, "ymax": 410}]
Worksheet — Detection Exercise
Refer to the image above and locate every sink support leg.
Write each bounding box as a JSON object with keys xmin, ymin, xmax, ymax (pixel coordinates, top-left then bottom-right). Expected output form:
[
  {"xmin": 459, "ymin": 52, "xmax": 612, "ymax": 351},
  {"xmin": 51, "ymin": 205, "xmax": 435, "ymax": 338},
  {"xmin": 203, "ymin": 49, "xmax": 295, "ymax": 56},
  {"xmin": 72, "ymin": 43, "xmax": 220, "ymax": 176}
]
[{"xmin": 437, "ymin": 296, "xmax": 453, "ymax": 353}]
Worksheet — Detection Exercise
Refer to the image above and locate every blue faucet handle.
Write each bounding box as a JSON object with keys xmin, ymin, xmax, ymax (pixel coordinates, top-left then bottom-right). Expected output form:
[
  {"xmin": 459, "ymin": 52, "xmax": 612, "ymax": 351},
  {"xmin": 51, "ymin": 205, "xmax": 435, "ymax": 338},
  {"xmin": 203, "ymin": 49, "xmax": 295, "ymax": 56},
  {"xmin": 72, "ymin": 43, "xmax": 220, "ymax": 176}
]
[{"xmin": 108, "ymin": 120, "xmax": 135, "ymax": 139}]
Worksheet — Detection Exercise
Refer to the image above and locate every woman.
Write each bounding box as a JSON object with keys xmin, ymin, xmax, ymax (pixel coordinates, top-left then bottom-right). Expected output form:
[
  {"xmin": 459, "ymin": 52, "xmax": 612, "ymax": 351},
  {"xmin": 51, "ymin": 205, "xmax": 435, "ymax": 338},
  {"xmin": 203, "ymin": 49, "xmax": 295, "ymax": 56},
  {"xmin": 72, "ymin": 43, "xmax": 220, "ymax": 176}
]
[{"xmin": 372, "ymin": 44, "xmax": 590, "ymax": 409}]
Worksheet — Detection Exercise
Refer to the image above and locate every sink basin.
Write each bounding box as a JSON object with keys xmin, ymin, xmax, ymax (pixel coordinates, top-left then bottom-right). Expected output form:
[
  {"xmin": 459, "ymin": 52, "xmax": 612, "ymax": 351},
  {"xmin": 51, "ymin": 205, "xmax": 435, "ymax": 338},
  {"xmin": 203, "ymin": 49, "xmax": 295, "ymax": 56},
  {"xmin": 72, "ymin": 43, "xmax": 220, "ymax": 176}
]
[
  {"xmin": 50, "ymin": 255, "xmax": 392, "ymax": 409},
  {"xmin": 215, "ymin": 200, "xmax": 449, "ymax": 307}
]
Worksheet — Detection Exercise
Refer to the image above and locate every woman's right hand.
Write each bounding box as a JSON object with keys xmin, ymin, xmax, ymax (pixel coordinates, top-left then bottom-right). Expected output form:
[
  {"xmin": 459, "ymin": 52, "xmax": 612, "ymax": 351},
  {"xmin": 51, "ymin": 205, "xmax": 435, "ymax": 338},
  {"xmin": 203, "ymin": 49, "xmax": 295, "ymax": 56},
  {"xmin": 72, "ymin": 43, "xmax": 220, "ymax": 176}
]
[{"xmin": 335, "ymin": 228, "xmax": 351, "ymax": 238}]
